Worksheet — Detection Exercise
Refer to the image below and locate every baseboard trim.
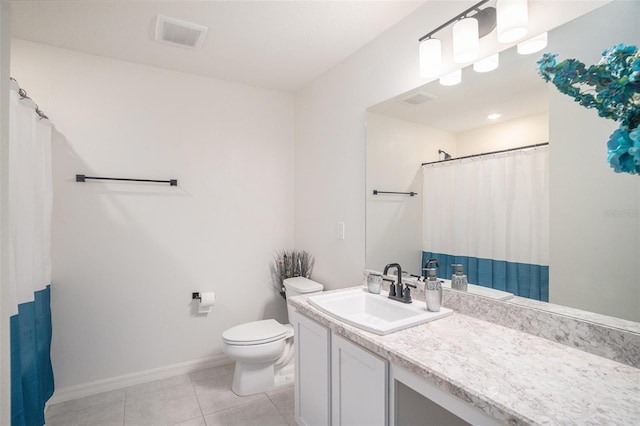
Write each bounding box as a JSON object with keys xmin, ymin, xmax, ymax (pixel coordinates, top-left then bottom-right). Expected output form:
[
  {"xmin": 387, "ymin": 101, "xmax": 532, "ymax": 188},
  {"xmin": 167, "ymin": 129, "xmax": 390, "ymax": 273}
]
[{"xmin": 48, "ymin": 354, "xmax": 233, "ymax": 405}]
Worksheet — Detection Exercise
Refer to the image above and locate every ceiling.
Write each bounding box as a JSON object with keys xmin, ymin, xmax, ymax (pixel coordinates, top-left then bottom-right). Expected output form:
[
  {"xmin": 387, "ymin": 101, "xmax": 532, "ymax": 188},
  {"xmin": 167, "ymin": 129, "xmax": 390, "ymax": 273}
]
[
  {"xmin": 10, "ymin": 0, "xmax": 426, "ymax": 92},
  {"xmin": 367, "ymin": 41, "xmax": 549, "ymax": 133}
]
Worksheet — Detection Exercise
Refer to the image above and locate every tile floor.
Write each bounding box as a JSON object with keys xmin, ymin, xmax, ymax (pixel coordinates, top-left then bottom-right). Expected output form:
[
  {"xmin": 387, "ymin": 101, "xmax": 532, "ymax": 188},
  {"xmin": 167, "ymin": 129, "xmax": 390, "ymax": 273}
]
[{"xmin": 45, "ymin": 364, "xmax": 295, "ymax": 426}]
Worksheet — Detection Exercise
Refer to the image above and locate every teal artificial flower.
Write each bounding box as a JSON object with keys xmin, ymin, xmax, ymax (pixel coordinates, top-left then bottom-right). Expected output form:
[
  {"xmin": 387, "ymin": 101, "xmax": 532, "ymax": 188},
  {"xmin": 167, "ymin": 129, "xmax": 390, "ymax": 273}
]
[
  {"xmin": 607, "ymin": 127, "xmax": 640, "ymax": 174},
  {"xmin": 537, "ymin": 53, "xmax": 557, "ymax": 82},
  {"xmin": 537, "ymin": 43, "xmax": 640, "ymax": 175},
  {"xmin": 631, "ymin": 57, "xmax": 640, "ymax": 81}
]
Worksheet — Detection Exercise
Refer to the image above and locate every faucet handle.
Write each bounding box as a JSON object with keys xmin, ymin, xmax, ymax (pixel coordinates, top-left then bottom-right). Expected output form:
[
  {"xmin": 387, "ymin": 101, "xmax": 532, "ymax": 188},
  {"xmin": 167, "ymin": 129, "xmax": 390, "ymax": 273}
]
[
  {"xmin": 402, "ymin": 286, "xmax": 413, "ymax": 302},
  {"xmin": 383, "ymin": 277, "xmax": 397, "ymax": 296}
]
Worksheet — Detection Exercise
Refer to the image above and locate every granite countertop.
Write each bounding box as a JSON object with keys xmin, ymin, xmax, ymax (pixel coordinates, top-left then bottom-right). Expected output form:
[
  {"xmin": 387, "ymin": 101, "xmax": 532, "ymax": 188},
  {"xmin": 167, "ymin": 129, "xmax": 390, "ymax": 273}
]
[{"xmin": 288, "ymin": 286, "xmax": 640, "ymax": 426}]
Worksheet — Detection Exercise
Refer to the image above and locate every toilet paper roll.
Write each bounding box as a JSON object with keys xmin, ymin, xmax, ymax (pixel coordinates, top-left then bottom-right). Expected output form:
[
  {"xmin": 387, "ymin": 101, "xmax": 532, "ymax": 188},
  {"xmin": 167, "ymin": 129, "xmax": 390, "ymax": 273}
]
[{"xmin": 198, "ymin": 292, "xmax": 215, "ymax": 314}]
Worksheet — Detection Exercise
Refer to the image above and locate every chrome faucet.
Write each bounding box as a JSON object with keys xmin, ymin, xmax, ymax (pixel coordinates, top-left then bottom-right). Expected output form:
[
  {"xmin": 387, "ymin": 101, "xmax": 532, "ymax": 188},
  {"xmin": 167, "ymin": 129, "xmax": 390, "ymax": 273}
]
[{"xmin": 383, "ymin": 263, "xmax": 416, "ymax": 303}]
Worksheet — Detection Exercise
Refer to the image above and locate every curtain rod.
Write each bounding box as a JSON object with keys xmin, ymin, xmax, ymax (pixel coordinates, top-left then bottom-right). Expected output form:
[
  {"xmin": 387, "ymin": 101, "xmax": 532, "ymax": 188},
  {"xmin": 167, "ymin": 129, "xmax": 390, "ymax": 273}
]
[
  {"xmin": 421, "ymin": 142, "xmax": 549, "ymax": 166},
  {"xmin": 10, "ymin": 77, "xmax": 49, "ymax": 120}
]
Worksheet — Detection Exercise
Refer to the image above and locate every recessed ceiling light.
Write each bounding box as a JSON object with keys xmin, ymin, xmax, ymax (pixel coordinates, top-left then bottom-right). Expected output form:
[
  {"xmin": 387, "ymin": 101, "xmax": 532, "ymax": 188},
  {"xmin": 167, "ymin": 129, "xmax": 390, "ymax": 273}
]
[{"xmin": 487, "ymin": 113, "xmax": 501, "ymax": 120}]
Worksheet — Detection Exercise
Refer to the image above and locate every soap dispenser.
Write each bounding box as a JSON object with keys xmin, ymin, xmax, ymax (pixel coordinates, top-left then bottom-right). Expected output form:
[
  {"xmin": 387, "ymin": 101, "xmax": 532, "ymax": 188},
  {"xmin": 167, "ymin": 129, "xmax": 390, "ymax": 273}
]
[
  {"xmin": 451, "ymin": 264, "xmax": 468, "ymax": 292},
  {"xmin": 425, "ymin": 268, "xmax": 442, "ymax": 312}
]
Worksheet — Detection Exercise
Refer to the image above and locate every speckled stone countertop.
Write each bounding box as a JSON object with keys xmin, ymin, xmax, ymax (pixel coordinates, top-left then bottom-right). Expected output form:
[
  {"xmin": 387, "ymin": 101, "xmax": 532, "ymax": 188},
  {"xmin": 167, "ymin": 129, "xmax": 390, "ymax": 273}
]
[{"xmin": 289, "ymin": 287, "xmax": 640, "ymax": 426}]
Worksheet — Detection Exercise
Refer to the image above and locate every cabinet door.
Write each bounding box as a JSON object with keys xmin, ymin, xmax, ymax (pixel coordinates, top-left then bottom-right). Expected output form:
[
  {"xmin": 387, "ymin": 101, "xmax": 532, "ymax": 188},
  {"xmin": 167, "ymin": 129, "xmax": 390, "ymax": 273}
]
[
  {"xmin": 331, "ymin": 334, "xmax": 388, "ymax": 426},
  {"xmin": 293, "ymin": 311, "xmax": 331, "ymax": 426}
]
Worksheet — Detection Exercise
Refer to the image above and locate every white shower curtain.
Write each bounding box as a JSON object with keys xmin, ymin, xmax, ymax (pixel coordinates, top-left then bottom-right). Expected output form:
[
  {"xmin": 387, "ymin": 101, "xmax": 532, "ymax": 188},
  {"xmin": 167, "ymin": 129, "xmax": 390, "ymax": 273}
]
[
  {"xmin": 422, "ymin": 146, "xmax": 549, "ymax": 300},
  {"xmin": 8, "ymin": 79, "xmax": 54, "ymax": 426}
]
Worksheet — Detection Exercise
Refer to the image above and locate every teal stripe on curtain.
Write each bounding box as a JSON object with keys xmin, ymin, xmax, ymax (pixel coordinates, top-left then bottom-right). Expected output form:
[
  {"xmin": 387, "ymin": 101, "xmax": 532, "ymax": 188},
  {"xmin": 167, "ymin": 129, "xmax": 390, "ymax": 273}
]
[
  {"xmin": 422, "ymin": 252, "xmax": 549, "ymax": 301},
  {"xmin": 11, "ymin": 285, "xmax": 55, "ymax": 426}
]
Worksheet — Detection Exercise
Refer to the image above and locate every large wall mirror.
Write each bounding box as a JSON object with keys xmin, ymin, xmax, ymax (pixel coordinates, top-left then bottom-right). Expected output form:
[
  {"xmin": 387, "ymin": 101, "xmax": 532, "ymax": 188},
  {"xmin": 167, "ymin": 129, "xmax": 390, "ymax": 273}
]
[{"xmin": 365, "ymin": 0, "xmax": 639, "ymax": 323}]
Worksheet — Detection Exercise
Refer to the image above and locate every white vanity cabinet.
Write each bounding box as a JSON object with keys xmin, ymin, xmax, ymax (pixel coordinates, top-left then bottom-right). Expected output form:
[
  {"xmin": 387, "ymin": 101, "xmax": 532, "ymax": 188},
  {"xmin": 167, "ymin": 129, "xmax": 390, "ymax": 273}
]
[
  {"xmin": 331, "ymin": 334, "xmax": 387, "ymax": 425},
  {"xmin": 292, "ymin": 308, "xmax": 492, "ymax": 426},
  {"xmin": 293, "ymin": 312, "xmax": 388, "ymax": 426},
  {"xmin": 293, "ymin": 312, "xmax": 331, "ymax": 426}
]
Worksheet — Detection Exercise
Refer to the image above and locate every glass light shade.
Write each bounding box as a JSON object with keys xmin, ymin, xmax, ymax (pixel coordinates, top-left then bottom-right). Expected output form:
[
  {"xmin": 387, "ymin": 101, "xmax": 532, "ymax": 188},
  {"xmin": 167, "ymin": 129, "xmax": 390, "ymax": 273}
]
[
  {"xmin": 497, "ymin": 0, "xmax": 528, "ymax": 43},
  {"xmin": 439, "ymin": 69, "xmax": 462, "ymax": 86},
  {"xmin": 419, "ymin": 38, "xmax": 442, "ymax": 78},
  {"xmin": 453, "ymin": 17, "xmax": 479, "ymax": 63},
  {"xmin": 517, "ymin": 32, "xmax": 548, "ymax": 54},
  {"xmin": 473, "ymin": 53, "xmax": 499, "ymax": 72}
]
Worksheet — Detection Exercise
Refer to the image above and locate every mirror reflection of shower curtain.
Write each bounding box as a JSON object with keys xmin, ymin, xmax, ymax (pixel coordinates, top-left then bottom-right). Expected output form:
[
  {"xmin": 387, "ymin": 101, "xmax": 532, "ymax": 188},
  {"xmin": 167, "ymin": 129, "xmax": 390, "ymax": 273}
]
[
  {"xmin": 8, "ymin": 79, "xmax": 55, "ymax": 425},
  {"xmin": 422, "ymin": 147, "xmax": 549, "ymax": 300}
]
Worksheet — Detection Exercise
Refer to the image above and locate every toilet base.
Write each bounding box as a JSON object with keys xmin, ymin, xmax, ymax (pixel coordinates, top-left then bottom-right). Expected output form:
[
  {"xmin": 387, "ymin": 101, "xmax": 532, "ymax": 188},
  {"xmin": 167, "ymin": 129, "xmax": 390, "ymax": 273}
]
[{"xmin": 231, "ymin": 358, "xmax": 294, "ymax": 396}]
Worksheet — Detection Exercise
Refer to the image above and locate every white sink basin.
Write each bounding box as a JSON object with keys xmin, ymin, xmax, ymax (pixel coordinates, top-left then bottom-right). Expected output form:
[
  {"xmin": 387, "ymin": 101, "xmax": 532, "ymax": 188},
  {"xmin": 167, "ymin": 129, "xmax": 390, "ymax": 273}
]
[{"xmin": 307, "ymin": 288, "xmax": 453, "ymax": 335}]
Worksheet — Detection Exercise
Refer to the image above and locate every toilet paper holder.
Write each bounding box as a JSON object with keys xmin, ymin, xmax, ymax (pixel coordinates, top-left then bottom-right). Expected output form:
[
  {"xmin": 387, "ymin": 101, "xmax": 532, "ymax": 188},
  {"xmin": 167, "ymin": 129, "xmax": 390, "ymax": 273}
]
[{"xmin": 192, "ymin": 291, "xmax": 215, "ymax": 315}]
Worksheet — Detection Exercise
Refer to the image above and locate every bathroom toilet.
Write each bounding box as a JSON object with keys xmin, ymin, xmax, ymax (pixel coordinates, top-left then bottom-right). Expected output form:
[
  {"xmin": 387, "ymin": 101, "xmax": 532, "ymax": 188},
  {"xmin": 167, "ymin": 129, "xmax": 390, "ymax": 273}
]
[{"xmin": 222, "ymin": 276, "xmax": 323, "ymax": 396}]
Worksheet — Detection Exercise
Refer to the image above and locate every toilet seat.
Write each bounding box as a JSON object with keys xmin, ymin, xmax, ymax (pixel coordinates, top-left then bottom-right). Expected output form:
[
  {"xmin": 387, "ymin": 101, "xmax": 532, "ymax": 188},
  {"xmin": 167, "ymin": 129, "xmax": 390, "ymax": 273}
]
[{"xmin": 222, "ymin": 319, "xmax": 291, "ymax": 346}]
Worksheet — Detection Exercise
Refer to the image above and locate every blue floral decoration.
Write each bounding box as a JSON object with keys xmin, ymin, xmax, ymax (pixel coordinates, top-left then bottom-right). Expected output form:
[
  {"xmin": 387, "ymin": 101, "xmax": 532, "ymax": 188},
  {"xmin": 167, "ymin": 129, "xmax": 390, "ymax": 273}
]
[{"xmin": 537, "ymin": 43, "xmax": 640, "ymax": 175}]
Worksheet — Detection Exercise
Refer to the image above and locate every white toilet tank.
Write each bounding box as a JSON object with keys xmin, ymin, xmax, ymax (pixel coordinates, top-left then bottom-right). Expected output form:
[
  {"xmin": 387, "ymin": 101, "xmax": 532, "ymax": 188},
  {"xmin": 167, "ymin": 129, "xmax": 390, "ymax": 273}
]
[{"xmin": 283, "ymin": 277, "xmax": 323, "ymax": 322}]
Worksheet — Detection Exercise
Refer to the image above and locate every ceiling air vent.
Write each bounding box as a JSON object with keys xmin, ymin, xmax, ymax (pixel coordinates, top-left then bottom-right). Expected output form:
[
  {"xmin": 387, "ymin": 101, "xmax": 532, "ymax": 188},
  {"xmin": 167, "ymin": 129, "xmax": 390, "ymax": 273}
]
[
  {"xmin": 155, "ymin": 15, "xmax": 208, "ymax": 49},
  {"xmin": 400, "ymin": 91, "xmax": 437, "ymax": 106}
]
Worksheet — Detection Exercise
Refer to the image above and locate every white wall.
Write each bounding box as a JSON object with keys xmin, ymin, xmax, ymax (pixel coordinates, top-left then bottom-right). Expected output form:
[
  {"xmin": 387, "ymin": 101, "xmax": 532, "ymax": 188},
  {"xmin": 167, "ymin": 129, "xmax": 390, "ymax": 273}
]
[
  {"xmin": 548, "ymin": 0, "xmax": 640, "ymax": 321},
  {"xmin": 294, "ymin": 1, "xmax": 607, "ymax": 291},
  {"xmin": 456, "ymin": 113, "xmax": 548, "ymax": 156},
  {"xmin": 10, "ymin": 40, "xmax": 295, "ymax": 392},
  {"xmin": 365, "ymin": 112, "xmax": 455, "ymax": 275},
  {"xmin": 0, "ymin": 0, "xmax": 12, "ymax": 422}
]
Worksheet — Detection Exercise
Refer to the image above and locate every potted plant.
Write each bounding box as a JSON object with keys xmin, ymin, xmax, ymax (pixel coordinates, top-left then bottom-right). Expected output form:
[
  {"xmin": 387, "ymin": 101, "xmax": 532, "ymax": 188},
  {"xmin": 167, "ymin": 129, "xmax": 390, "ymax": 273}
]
[{"xmin": 271, "ymin": 249, "xmax": 315, "ymax": 299}]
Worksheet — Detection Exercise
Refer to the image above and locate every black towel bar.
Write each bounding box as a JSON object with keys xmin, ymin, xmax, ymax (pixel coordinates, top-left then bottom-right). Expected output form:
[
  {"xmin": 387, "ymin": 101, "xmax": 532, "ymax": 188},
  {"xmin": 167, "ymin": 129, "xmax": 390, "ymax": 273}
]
[
  {"xmin": 373, "ymin": 190, "xmax": 417, "ymax": 196},
  {"xmin": 76, "ymin": 174, "xmax": 178, "ymax": 186}
]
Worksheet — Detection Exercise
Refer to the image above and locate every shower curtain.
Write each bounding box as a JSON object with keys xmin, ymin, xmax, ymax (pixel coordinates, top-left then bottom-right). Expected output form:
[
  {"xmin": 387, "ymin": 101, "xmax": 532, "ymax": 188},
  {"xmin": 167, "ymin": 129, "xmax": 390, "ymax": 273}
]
[
  {"xmin": 422, "ymin": 146, "xmax": 549, "ymax": 301},
  {"xmin": 8, "ymin": 79, "xmax": 55, "ymax": 426}
]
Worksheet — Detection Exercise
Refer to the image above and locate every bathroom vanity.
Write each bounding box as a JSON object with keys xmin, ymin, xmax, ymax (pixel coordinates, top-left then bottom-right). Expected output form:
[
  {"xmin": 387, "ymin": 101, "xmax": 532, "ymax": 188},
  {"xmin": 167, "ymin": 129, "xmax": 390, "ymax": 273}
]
[{"xmin": 289, "ymin": 286, "xmax": 640, "ymax": 425}]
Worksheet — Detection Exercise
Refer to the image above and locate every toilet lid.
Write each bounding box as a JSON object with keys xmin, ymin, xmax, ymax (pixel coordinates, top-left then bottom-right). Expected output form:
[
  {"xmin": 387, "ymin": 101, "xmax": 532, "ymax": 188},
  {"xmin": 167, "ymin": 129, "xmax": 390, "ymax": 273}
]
[
  {"xmin": 222, "ymin": 319, "xmax": 289, "ymax": 345},
  {"xmin": 283, "ymin": 277, "xmax": 323, "ymax": 294}
]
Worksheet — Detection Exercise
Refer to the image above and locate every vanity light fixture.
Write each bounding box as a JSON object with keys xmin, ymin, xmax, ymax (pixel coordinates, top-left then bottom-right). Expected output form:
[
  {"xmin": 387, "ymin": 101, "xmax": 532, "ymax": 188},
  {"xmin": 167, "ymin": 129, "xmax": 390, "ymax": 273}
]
[
  {"xmin": 517, "ymin": 32, "xmax": 548, "ymax": 55},
  {"xmin": 419, "ymin": 38, "xmax": 443, "ymax": 78},
  {"xmin": 453, "ymin": 17, "xmax": 479, "ymax": 63},
  {"xmin": 496, "ymin": 0, "xmax": 528, "ymax": 43},
  {"xmin": 473, "ymin": 53, "xmax": 500, "ymax": 72},
  {"xmin": 418, "ymin": 0, "xmax": 496, "ymax": 77},
  {"xmin": 440, "ymin": 69, "xmax": 462, "ymax": 86}
]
